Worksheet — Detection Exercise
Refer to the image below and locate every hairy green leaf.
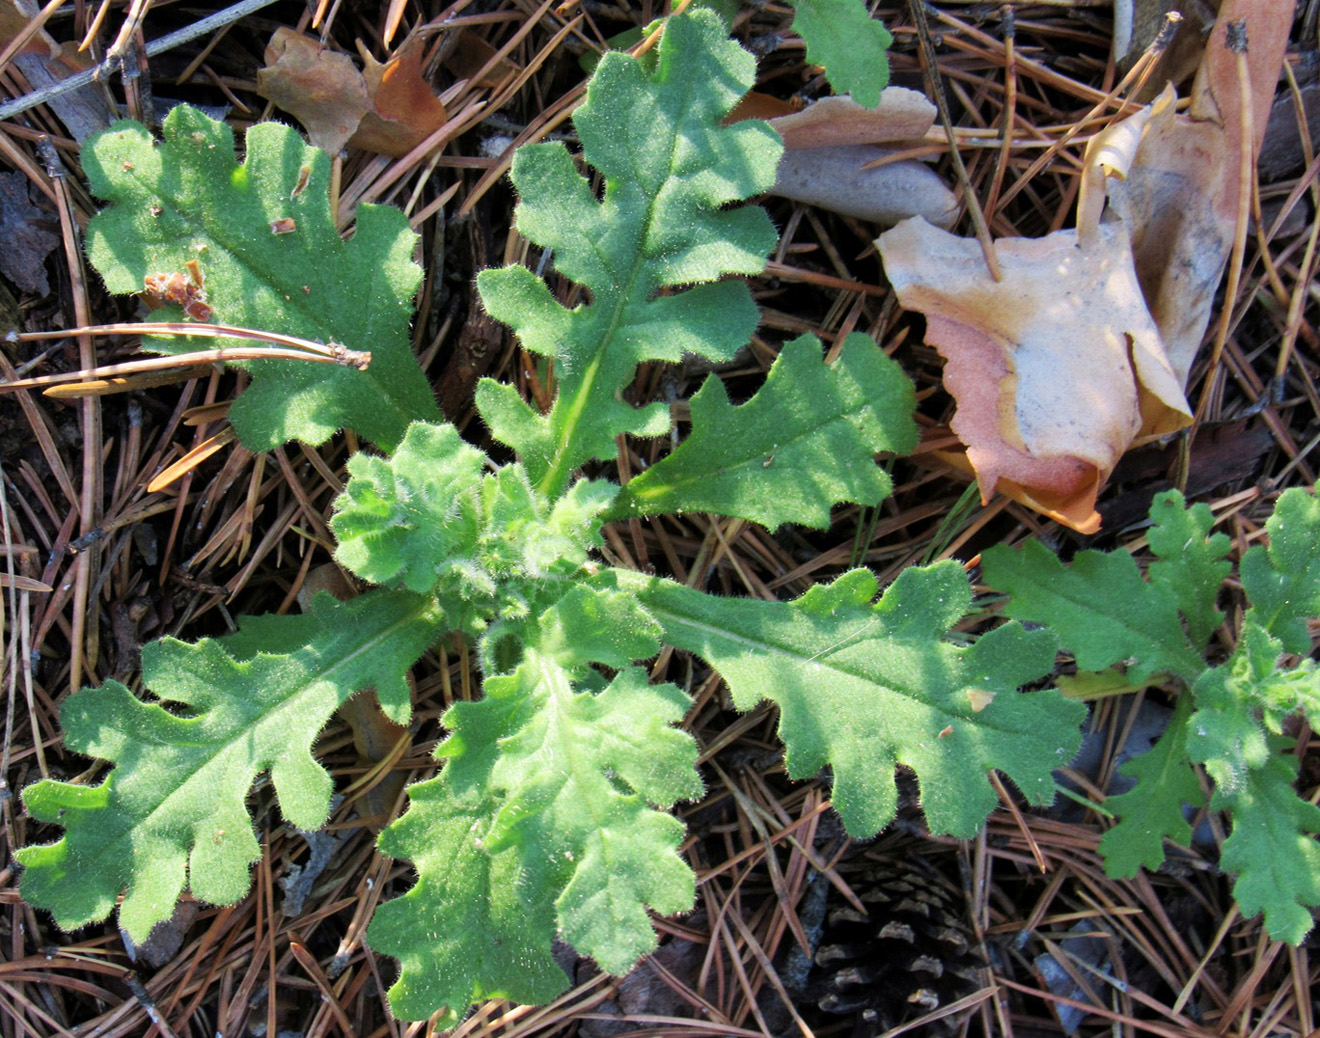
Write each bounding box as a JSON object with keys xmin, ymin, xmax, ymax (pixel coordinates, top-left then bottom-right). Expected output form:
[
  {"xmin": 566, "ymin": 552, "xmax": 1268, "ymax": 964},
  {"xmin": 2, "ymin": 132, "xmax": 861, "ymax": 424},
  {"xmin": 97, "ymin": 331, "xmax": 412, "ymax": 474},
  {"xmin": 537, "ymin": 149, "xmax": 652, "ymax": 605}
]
[
  {"xmin": 1240, "ymin": 487, "xmax": 1320, "ymax": 655},
  {"xmin": 982, "ymin": 529, "xmax": 1206, "ymax": 684},
  {"xmin": 609, "ymin": 333, "xmax": 918, "ymax": 529},
  {"xmin": 369, "ymin": 653, "xmax": 699, "ymax": 1021},
  {"xmin": 788, "ymin": 0, "xmax": 893, "ymax": 107},
  {"xmin": 368, "ymin": 790, "xmax": 567, "ymax": 1025},
  {"xmin": 613, "ymin": 563, "xmax": 1084, "ymax": 839},
  {"xmin": 331, "ymin": 421, "xmax": 486, "ymax": 594},
  {"xmin": 474, "ymin": 10, "xmax": 781, "ymax": 495},
  {"xmin": 1097, "ymin": 695, "xmax": 1203, "ymax": 876},
  {"xmin": 332, "ymin": 421, "xmax": 618, "ymax": 660},
  {"xmin": 1184, "ymin": 636, "xmax": 1320, "ymax": 941},
  {"xmin": 1212, "ymin": 735, "xmax": 1320, "ymax": 945},
  {"xmin": 1146, "ymin": 490, "xmax": 1231, "ymax": 649},
  {"xmin": 83, "ymin": 105, "xmax": 440, "ymax": 450},
  {"xmin": 19, "ymin": 590, "xmax": 439, "ymax": 940},
  {"xmin": 991, "ymin": 488, "xmax": 1320, "ymax": 943}
]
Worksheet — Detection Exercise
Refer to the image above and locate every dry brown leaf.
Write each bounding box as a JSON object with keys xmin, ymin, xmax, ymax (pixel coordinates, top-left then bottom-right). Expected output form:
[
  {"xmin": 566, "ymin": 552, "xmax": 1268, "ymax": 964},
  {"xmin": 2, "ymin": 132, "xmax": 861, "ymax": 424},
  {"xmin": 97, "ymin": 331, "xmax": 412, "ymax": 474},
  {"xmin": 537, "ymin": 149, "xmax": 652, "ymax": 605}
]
[
  {"xmin": 726, "ymin": 91, "xmax": 798, "ymax": 124},
  {"xmin": 876, "ymin": 0, "xmax": 1290, "ymax": 532},
  {"xmin": 257, "ymin": 28, "xmax": 370, "ymax": 155},
  {"xmin": 257, "ymin": 30, "xmax": 448, "ymax": 158},
  {"xmin": 1104, "ymin": 0, "xmax": 1292, "ymax": 383},
  {"xmin": 351, "ymin": 35, "xmax": 450, "ymax": 158},
  {"xmin": 726, "ymin": 88, "xmax": 954, "ymax": 226},
  {"xmin": 877, "ymin": 218, "xmax": 1190, "ymax": 533}
]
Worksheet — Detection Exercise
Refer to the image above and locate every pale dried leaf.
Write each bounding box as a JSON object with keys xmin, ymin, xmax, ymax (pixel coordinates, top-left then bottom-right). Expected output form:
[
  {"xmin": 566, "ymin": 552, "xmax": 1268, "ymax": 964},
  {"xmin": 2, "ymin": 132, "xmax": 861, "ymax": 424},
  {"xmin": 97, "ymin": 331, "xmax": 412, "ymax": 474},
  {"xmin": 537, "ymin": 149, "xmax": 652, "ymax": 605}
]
[
  {"xmin": 877, "ymin": 218, "xmax": 1190, "ymax": 533},
  {"xmin": 1076, "ymin": 87, "xmax": 1172, "ymax": 245},
  {"xmin": 769, "ymin": 89, "xmax": 936, "ymax": 148},
  {"xmin": 257, "ymin": 31, "xmax": 449, "ymax": 158},
  {"xmin": 775, "ymin": 145, "xmax": 957, "ymax": 227},
  {"xmin": 1105, "ymin": 0, "xmax": 1292, "ymax": 383}
]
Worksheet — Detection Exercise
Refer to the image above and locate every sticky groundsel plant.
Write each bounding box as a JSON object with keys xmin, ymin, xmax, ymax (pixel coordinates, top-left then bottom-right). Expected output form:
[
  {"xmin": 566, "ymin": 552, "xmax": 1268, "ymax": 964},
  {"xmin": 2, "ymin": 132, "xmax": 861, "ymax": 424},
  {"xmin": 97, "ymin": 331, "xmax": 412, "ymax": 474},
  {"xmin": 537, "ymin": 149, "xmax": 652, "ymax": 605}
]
[
  {"xmin": 16, "ymin": 5, "xmax": 1311, "ymax": 1026},
  {"xmin": 983, "ymin": 488, "xmax": 1320, "ymax": 944}
]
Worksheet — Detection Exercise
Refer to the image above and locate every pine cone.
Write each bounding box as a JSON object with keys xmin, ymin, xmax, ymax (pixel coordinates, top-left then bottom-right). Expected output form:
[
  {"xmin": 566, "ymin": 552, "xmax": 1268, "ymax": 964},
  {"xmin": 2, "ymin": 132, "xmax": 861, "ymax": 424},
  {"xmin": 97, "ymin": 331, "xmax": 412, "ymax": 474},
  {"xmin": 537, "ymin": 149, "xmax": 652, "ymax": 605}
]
[{"xmin": 802, "ymin": 856, "xmax": 986, "ymax": 1036}]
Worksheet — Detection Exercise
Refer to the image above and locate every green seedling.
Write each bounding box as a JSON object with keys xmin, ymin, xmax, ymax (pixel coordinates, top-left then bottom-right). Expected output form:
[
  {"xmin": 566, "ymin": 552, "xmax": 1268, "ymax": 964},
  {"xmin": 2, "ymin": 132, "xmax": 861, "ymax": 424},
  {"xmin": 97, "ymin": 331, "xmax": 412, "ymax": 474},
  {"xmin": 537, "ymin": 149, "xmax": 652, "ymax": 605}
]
[{"xmin": 15, "ymin": 5, "xmax": 1315, "ymax": 1027}]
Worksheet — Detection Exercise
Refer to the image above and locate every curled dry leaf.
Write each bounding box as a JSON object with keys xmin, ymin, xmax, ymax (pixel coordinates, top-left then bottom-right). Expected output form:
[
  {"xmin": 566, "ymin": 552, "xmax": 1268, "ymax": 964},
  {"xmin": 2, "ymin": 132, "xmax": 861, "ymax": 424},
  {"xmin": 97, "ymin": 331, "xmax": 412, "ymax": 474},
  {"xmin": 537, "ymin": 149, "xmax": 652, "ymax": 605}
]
[
  {"xmin": 257, "ymin": 30, "xmax": 448, "ymax": 158},
  {"xmin": 877, "ymin": 218, "xmax": 1190, "ymax": 533},
  {"xmin": 878, "ymin": 0, "xmax": 1290, "ymax": 531},
  {"xmin": 759, "ymin": 89, "xmax": 957, "ymax": 227},
  {"xmin": 1104, "ymin": 0, "xmax": 1292, "ymax": 383},
  {"xmin": 769, "ymin": 89, "xmax": 938, "ymax": 148},
  {"xmin": 351, "ymin": 35, "xmax": 450, "ymax": 158}
]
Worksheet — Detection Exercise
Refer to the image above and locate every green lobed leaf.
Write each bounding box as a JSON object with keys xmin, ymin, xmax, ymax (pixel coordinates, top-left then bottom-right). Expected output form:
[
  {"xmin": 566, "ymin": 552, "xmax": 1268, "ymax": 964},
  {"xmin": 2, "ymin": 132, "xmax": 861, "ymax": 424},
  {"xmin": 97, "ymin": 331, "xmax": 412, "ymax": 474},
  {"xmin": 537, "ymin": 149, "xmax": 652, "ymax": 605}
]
[
  {"xmin": 19, "ymin": 590, "xmax": 439, "ymax": 940},
  {"xmin": 1097, "ymin": 695, "xmax": 1204, "ymax": 876},
  {"xmin": 1239, "ymin": 486, "xmax": 1320, "ymax": 655},
  {"xmin": 612, "ymin": 563, "xmax": 1085, "ymax": 839},
  {"xmin": 1169, "ymin": 632, "xmax": 1320, "ymax": 941},
  {"xmin": 474, "ymin": 10, "xmax": 781, "ymax": 496},
  {"xmin": 331, "ymin": 420, "xmax": 620, "ymax": 659},
  {"xmin": 608, "ymin": 333, "xmax": 918, "ymax": 529},
  {"xmin": 788, "ymin": 0, "xmax": 893, "ymax": 108},
  {"xmin": 981, "ymin": 536, "xmax": 1206, "ymax": 684},
  {"xmin": 368, "ymin": 788, "xmax": 567, "ymax": 1026},
  {"xmin": 369, "ymin": 652, "xmax": 700, "ymax": 1021},
  {"xmin": 83, "ymin": 105, "xmax": 440, "ymax": 451},
  {"xmin": 1145, "ymin": 489, "xmax": 1231, "ymax": 650},
  {"xmin": 331, "ymin": 421, "xmax": 486, "ymax": 594},
  {"xmin": 1213, "ymin": 739, "xmax": 1320, "ymax": 945}
]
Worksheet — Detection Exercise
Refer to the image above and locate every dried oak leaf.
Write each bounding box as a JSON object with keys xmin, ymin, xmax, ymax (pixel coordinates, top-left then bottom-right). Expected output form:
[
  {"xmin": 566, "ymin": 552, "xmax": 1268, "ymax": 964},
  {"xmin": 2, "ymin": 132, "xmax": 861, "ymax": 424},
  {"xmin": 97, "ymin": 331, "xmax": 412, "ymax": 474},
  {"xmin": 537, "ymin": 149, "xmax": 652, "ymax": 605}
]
[
  {"xmin": 1104, "ymin": 0, "xmax": 1292, "ymax": 384},
  {"xmin": 877, "ymin": 218, "xmax": 1190, "ymax": 533},
  {"xmin": 257, "ymin": 30, "xmax": 448, "ymax": 158},
  {"xmin": 768, "ymin": 89, "xmax": 937, "ymax": 149},
  {"xmin": 351, "ymin": 35, "xmax": 450, "ymax": 157},
  {"xmin": 257, "ymin": 28, "xmax": 370, "ymax": 154}
]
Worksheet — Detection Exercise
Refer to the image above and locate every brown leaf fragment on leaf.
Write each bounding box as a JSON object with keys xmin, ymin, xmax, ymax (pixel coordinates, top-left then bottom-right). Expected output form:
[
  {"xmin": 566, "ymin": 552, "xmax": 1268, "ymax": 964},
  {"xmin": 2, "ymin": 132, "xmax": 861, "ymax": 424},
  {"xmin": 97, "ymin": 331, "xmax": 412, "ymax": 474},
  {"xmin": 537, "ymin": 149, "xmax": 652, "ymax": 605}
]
[
  {"xmin": 257, "ymin": 28, "xmax": 370, "ymax": 155},
  {"xmin": 257, "ymin": 30, "xmax": 449, "ymax": 158},
  {"xmin": 1104, "ymin": 0, "xmax": 1292, "ymax": 383},
  {"xmin": 351, "ymin": 35, "xmax": 450, "ymax": 158},
  {"xmin": 877, "ymin": 218, "xmax": 1191, "ymax": 533}
]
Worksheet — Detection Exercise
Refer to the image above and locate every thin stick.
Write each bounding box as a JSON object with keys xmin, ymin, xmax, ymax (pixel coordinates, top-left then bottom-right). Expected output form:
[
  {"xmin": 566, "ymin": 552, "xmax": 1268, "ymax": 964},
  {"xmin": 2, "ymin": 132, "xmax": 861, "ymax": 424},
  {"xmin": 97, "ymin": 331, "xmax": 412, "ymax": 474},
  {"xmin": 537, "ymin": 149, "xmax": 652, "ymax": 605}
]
[
  {"xmin": 908, "ymin": 0, "xmax": 1001, "ymax": 280},
  {"xmin": 1193, "ymin": 19, "xmax": 1254, "ymax": 424},
  {"xmin": 42, "ymin": 136, "xmax": 101, "ymax": 692},
  {"xmin": 0, "ymin": 0, "xmax": 282, "ymax": 122},
  {"xmin": 2, "ymin": 326, "xmax": 370, "ymax": 390}
]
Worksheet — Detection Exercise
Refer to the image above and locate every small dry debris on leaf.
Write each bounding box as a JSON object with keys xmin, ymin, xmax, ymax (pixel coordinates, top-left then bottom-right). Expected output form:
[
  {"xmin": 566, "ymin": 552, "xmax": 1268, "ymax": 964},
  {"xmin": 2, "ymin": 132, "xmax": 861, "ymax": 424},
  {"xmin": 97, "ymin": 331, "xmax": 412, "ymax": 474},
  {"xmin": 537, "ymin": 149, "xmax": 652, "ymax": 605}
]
[
  {"xmin": 878, "ymin": 0, "xmax": 1292, "ymax": 532},
  {"xmin": 257, "ymin": 29, "xmax": 448, "ymax": 157}
]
